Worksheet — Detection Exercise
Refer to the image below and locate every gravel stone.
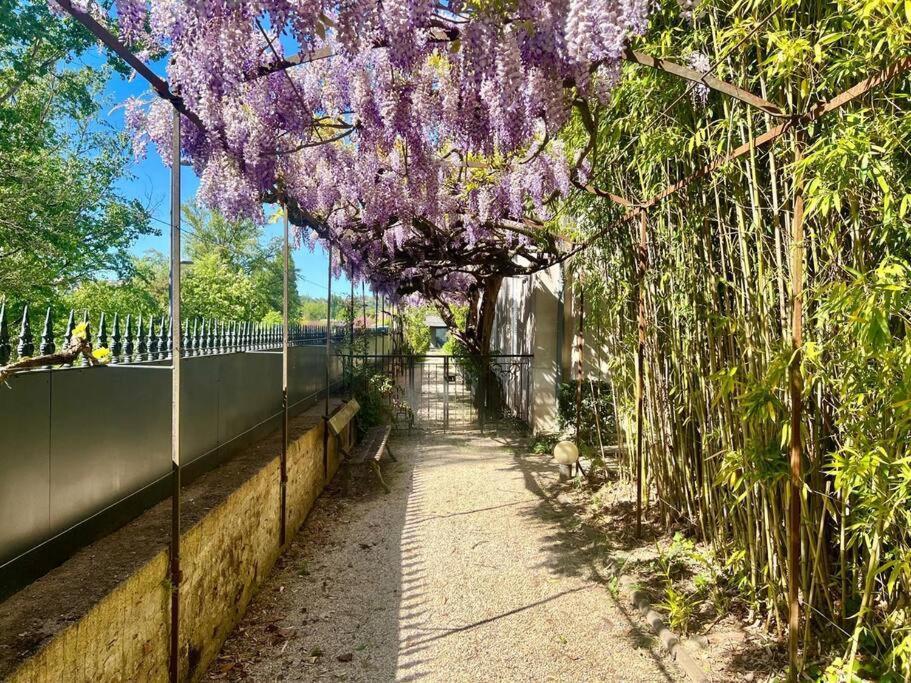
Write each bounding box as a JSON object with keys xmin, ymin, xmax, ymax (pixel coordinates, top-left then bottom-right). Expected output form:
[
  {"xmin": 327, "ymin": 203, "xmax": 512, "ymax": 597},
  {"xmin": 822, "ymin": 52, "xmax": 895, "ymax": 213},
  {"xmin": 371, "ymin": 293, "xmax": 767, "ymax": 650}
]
[{"xmin": 204, "ymin": 431, "xmax": 684, "ymax": 682}]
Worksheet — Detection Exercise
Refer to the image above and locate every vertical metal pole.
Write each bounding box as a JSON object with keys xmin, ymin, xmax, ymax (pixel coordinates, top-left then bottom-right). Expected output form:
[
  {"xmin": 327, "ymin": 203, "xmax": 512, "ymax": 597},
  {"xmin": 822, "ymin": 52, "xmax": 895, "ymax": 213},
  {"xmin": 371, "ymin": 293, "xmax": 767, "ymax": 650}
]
[
  {"xmin": 361, "ymin": 281, "xmax": 367, "ymax": 384},
  {"xmin": 349, "ymin": 279, "xmax": 354, "ymax": 347},
  {"xmin": 168, "ymin": 106, "xmax": 182, "ymax": 683},
  {"xmin": 636, "ymin": 210, "xmax": 647, "ymax": 539},
  {"xmin": 373, "ymin": 290, "xmax": 379, "ymax": 358},
  {"xmin": 443, "ymin": 354, "xmax": 450, "ymax": 431},
  {"xmin": 324, "ymin": 247, "xmax": 332, "ymax": 478},
  {"xmin": 480, "ymin": 355, "xmax": 487, "ymax": 435},
  {"xmin": 280, "ymin": 207, "xmax": 289, "ymax": 546},
  {"xmin": 788, "ymin": 128, "xmax": 806, "ymax": 682},
  {"xmin": 574, "ymin": 287, "xmax": 584, "ymax": 442}
]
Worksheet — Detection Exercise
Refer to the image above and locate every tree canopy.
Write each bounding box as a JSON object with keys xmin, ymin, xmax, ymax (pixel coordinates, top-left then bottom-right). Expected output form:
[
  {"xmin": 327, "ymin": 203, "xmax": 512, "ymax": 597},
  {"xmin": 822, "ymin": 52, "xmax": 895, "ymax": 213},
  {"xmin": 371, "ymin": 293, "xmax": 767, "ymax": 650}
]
[{"xmin": 0, "ymin": 0, "xmax": 153, "ymax": 309}]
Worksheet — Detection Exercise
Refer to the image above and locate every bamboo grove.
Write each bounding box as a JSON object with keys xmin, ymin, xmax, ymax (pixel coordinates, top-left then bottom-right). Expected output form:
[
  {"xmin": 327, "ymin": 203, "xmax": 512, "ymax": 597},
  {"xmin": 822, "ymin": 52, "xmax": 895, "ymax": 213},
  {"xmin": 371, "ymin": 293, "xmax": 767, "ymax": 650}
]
[{"xmin": 563, "ymin": 0, "xmax": 911, "ymax": 678}]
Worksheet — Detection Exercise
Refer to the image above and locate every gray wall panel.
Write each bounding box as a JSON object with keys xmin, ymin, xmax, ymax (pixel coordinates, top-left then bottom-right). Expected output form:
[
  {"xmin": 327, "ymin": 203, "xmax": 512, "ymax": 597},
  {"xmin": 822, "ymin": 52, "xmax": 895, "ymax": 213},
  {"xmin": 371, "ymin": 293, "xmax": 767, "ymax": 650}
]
[
  {"xmin": 217, "ymin": 353, "xmax": 281, "ymax": 450},
  {"xmin": 289, "ymin": 347, "xmax": 325, "ymax": 407},
  {"xmin": 49, "ymin": 366, "xmax": 170, "ymax": 534},
  {"xmin": 0, "ymin": 372, "xmax": 51, "ymax": 561},
  {"xmin": 2, "ymin": 338, "xmax": 388, "ymax": 566},
  {"xmin": 179, "ymin": 357, "xmax": 221, "ymax": 466}
]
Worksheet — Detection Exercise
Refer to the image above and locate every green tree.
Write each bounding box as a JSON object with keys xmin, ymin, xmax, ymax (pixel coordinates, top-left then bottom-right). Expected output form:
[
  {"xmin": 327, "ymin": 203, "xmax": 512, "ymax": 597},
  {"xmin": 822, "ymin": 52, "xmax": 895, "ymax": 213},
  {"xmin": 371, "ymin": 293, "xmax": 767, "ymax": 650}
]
[
  {"xmin": 182, "ymin": 204, "xmax": 299, "ymax": 322},
  {"xmin": 65, "ymin": 251, "xmax": 168, "ymax": 321},
  {"xmin": 0, "ymin": 0, "xmax": 152, "ymax": 309}
]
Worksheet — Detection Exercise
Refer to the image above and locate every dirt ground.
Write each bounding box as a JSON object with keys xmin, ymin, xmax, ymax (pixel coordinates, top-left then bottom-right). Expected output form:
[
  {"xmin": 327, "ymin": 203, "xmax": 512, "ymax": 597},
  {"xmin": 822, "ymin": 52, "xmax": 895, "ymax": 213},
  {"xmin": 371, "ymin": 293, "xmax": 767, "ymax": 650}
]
[{"xmin": 204, "ymin": 430, "xmax": 688, "ymax": 682}]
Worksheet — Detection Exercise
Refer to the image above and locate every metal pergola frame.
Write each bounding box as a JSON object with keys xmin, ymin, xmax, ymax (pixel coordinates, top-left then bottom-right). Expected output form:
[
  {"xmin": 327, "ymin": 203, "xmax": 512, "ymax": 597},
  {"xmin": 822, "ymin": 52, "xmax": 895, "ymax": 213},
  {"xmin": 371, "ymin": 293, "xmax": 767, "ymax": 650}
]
[{"xmin": 46, "ymin": 4, "xmax": 911, "ymax": 680}]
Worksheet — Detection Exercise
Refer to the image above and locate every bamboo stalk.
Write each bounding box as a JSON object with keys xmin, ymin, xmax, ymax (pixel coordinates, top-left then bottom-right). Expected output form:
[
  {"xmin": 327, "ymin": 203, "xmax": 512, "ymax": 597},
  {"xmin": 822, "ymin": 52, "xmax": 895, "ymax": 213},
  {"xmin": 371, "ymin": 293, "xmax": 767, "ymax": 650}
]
[
  {"xmin": 636, "ymin": 210, "xmax": 648, "ymax": 538},
  {"xmin": 787, "ymin": 126, "xmax": 806, "ymax": 682}
]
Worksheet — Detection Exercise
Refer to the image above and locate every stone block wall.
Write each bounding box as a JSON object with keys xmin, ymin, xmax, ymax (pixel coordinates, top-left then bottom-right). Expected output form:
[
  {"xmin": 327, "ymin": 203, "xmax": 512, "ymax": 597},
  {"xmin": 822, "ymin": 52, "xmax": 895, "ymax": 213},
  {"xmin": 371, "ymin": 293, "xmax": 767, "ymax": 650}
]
[{"xmin": 7, "ymin": 415, "xmax": 345, "ymax": 682}]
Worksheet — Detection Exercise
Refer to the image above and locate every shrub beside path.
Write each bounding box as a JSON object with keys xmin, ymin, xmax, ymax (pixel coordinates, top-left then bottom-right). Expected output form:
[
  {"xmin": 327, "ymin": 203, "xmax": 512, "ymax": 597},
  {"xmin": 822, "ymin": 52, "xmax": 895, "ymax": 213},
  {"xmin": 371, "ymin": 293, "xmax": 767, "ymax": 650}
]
[{"xmin": 205, "ymin": 431, "xmax": 684, "ymax": 682}]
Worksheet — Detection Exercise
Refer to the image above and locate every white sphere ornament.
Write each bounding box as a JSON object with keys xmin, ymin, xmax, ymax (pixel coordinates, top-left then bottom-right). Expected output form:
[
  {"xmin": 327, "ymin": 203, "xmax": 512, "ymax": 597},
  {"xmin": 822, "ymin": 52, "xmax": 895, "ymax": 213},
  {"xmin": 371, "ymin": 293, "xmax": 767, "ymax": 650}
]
[{"xmin": 553, "ymin": 441, "xmax": 579, "ymax": 465}]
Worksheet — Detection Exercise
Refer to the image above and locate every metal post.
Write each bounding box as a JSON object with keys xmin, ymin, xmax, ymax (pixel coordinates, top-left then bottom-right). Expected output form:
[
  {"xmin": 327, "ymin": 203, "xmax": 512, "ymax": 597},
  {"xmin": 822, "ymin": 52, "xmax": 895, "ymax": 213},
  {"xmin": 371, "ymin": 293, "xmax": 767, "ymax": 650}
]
[
  {"xmin": 374, "ymin": 291, "xmax": 379, "ymax": 358},
  {"xmin": 443, "ymin": 355, "xmax": 450, "ymax": 431},
  {"xmin": 788, "ymin": 128, "xmax": 806, "ymax": 682},
  {"xmin": 575, "ymin": 287, "xmax": 584, "ymax": 442},
  {"xmin": 168, "ymin": 106, "xmax": 182, "ymax": 683},
  {"xmin": 636, "ymin": 211, "xmax": 647, "ymax": 539},
  {"xmin": 480, "ymin": 355, "xmax": 487, "ymax": 435},
  {"xmin": 323, "ymin": 246, "xmax": 332, "ymax": 478},
  {"xmin": 408, "ymin": 354, "xmax": 415, "ymax": 430},
  {"xmin": 280, "ymin": 207, "xmax": 289, "ymax": 546}
]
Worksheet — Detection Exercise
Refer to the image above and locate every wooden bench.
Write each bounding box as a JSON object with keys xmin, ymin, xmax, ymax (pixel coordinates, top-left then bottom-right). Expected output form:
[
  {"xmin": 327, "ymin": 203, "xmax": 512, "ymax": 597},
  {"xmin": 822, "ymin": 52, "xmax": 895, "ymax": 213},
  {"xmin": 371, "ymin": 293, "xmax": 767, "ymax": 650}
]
[{"xmin": 327, "ymin": 399, "xmax": 396, "ymax": 493}]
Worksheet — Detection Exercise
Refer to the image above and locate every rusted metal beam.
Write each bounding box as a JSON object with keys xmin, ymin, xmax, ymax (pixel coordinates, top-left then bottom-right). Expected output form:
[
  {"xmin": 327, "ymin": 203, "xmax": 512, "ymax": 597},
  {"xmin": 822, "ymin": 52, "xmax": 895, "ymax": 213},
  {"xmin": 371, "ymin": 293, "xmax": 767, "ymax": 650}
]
[
  {"xmin": 53, "ymin": 0, "xmax": 207, "ymax": 133},
  {"xmin": 623, "ymin": 48, "xmax": 785, "ymax": 117},
  {"xmin": 168, "ymin": 107, "xmax": 182, "ymax": 683}
]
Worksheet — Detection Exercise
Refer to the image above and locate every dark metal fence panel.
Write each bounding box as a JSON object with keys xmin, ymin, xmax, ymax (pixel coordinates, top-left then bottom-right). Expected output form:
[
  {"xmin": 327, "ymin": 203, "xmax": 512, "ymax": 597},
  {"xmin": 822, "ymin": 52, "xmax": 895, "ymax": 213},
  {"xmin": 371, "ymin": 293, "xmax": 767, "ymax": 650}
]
[
  {"xmin": 341, "ymin": 353, "xmax": 532, "ymax": 432},
  {"xmin": 0, "ymin": 373, "xmax": 51, "ymax": 562},
  {"xmin": 0, "ymin": 303, "xmax": 357, "ymax": 366},
  {"xmin": 0, "ymin": 334, "xmax": 385, "ymax": 570},
  {"xmin": 215, "ymin": 352, "xmax": 281, "ymax": 461},
  {"xmin": 179, "ymin": 358, "xmax": 222, "ymax": 467},
  {"xmin": 48, "ymin": 366, "xmax": 171, "ymax": 534}
]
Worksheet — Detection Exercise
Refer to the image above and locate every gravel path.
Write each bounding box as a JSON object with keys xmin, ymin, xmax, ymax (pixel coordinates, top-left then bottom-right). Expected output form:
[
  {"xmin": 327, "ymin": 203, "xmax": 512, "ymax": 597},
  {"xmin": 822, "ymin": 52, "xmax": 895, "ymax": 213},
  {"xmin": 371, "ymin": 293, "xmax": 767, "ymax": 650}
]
[{"xmin": 204, "ymin": 430, "xmax": 684, "ymax": 682}]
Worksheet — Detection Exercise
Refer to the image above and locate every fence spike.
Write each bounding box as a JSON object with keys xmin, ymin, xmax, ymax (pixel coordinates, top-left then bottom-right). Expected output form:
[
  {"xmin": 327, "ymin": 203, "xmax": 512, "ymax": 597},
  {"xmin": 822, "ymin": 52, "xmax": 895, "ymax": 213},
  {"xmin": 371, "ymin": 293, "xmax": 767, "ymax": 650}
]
[
  {"xmin": 124, "ymin": 314, "xmax": 134, "ymax": 357},
  {"xmin": 18, "ymin": 305, "xmax": 34, "ymax": 358},
  {"xmin": 0, "ymin": 302, "xmax": 10, "ymax": 365},
  {"xmin": 156, "ymin": 317, "xmax": 165, "ymax": 358},
  {"xmin": 181, "ymin": 319, "xmax": 189, "ymax": 357},
  {"xmin": 208, "ymin": 317, "xmax": 216, "ymax": 352},
  {"xmin": 190, "ymin": 318, "xmax": 198, "ymax": 355},
  {"xmin": 166, "ymin": 315, "xmax": 173, "ymax": 358},
  {"xmin": 63, "ymin": 309, "xmax": 75, "ymax": 357},
  {"xmin": 81, "ymin": 310, "xmax": 92, "ymax": 345},
  {"xmin": 147, "ymin": 315, "xmax": 158, "ymax": 356},
  {"xmin": 201, "ymin": 319, "xmax": 209, "ymax": 354},
  {"xmin": 228, "ymin": 320, "xmax": 236, "ymax": 351},
  {"xmin": 137, "ymin": 314, "xmax": 147, "ymax": 355},
  {"xmin": 111, "ymin": 313, "xmax": 122, "ymax": 360},
  {"xmin": 40, "ymin": 307, "xmax": 55, "ymax": 356},
  {"xmin": 97, "ymin": 312, "xmax": 109, "ymax": 350}
]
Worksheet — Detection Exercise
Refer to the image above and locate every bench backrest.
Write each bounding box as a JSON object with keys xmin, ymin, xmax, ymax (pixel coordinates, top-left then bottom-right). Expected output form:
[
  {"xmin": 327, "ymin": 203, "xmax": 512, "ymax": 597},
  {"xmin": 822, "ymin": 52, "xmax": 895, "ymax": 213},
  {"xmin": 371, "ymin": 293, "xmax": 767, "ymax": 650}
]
[{"xmin": 327, "ymin": 398, "xmax": 360, "ymax": 436}]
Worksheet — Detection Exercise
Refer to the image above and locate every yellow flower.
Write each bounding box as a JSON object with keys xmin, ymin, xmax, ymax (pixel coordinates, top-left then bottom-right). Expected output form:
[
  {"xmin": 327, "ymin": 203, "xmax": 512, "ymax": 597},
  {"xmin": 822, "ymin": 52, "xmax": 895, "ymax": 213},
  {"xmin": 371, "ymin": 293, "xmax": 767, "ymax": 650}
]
[{"xmin": 92, "ymin": 348, "xmax": 112, "ymax": 365}]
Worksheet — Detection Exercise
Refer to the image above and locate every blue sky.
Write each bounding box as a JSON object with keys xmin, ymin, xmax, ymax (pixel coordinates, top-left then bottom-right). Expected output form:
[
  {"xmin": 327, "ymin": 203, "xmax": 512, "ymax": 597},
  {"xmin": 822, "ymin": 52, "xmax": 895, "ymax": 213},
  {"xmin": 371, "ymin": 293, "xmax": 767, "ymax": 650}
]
[{"xmin": 97, "ymin": 55, "xmax": 350, "ymax": 299}]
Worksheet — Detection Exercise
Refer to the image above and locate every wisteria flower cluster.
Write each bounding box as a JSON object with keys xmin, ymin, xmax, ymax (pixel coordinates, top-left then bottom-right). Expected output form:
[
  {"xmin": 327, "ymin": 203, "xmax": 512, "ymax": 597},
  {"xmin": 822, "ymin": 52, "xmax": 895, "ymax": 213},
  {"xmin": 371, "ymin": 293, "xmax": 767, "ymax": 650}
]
[{"xmin": 81, "ymin": 0, "xmax": 650, "ymax": 297}]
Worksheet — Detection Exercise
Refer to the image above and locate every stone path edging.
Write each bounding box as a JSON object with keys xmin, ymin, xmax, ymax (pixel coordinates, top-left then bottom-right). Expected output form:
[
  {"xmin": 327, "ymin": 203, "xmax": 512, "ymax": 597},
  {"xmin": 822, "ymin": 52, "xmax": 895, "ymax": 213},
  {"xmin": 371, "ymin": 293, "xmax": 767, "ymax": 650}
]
[{"xmin": 619, "ymin": 576, "xmax": 709, "ymax": 682}]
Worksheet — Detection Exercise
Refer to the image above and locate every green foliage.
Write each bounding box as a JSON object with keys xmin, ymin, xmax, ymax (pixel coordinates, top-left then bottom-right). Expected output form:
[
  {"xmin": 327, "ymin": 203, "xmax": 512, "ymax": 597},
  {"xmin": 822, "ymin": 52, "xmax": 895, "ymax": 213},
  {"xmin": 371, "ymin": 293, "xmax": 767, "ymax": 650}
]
[
  {"xmin": 181, "ymin": 204, "xmax": 300, "ymax": 322},
  {"xmin": 557, "ymin": 380, "xmax": 616, "ymax": 451},
  {"xmin": 560, "ymin": 0, "xmax": 911, "ymax": 674},
  {"xmin": 0, "ymin": 0, "xmax": 152, "ymax": 309},
  {"xmin": 401, "ymin": 304, "xmax": 433, "ymax": 354},
  {"xmin": 298, "ymin": 294, "xmax": 365, "ymax": 323},
  {"xmin": 531, "ymin": 432, "xmax": 560, "ymax": 454},
  {"xmin": 64, "ymin": 251, "xmax": 169, "ymax": 321},
  {"xmin": 441, "ymin": 304, "xmax": 468, "ymax": 355}
]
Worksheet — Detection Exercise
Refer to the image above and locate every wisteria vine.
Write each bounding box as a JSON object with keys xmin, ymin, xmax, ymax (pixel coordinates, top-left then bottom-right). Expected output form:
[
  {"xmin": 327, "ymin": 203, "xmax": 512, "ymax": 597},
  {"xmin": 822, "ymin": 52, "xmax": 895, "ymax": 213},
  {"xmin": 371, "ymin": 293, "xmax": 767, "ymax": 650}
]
[{"xmin": 56, "ymin": 0, "xmax": 650, "ymax": 315}]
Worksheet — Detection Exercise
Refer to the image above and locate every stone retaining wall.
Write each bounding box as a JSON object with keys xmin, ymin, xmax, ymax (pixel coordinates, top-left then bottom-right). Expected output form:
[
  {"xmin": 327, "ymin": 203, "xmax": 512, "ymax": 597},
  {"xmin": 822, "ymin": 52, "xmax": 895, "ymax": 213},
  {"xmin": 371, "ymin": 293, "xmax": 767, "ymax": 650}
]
[{"xmin": 6, "ymin": 411, "xmax": 348, "ymax": 682}]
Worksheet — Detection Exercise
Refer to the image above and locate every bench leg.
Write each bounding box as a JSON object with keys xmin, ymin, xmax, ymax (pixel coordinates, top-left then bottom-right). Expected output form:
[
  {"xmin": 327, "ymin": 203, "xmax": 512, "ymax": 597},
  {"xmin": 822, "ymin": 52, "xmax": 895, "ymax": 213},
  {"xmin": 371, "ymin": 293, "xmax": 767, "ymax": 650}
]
[
  {"xmin": 385, "ymin": 444, "xmax": 397, "ymax": 462},
  {"xmin": 370, "ymin": 461, "xmax": 391, "ymax": 494}
]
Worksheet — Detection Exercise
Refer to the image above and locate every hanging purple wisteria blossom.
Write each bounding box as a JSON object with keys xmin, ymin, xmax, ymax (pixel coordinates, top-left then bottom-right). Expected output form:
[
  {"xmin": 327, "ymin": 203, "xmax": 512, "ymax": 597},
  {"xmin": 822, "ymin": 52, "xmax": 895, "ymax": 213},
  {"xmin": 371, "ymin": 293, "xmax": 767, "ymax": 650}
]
[{"xmin": 71, "ymin": 0, "xmax": 650, "ymax": 312}]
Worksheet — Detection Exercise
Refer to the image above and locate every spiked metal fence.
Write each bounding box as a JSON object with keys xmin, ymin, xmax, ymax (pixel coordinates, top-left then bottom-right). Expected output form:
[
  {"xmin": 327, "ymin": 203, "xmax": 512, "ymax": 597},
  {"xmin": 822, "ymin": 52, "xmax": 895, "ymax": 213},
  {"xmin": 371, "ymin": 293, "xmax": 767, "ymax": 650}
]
[{"xmin": 0, "ymin": 302, "xmax": 363, "ymax": 367}]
